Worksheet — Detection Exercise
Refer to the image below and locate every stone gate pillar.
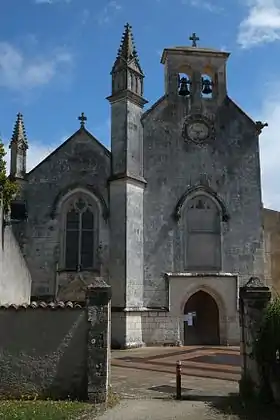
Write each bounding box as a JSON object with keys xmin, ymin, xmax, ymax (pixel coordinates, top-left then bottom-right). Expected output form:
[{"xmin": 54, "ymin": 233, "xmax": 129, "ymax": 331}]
[
  {"xmin": 239, "ymin": 276, "xmax": 271, "ymax": 394},
  {"xmin": 86, "ymin": 278, "xmax": 111, "ymax": 403}
]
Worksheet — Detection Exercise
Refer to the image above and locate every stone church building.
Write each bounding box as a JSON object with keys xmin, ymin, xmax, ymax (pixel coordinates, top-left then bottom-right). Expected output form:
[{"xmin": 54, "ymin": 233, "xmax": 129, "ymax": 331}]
[{"xmin": 5, "ymin": 24, "xmax": 275, "ymax": 348}]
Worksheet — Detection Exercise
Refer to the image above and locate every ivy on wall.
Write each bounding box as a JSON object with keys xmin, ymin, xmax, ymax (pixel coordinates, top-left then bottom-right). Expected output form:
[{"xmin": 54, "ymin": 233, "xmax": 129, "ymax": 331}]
[{"xmin": 0, "ymin": 141, "xmax": 18, "ymax": 214}]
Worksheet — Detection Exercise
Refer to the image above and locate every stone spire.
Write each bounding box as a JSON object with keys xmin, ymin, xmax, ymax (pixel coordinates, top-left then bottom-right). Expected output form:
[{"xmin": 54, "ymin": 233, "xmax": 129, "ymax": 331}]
[
  {"xmin": 110, "ymin": 23, "xmax": 145, "ymax": 99},
  {"xmin": 113, "ymin": 23, "xmax": 142, "ymax": 72},
  {"xmin": 9, "ymin": 112, "xmax": 28, "ymax": 179},
  {"xmin": 10, "ymin": 113, "xmax": 28, "ymax": 148}
]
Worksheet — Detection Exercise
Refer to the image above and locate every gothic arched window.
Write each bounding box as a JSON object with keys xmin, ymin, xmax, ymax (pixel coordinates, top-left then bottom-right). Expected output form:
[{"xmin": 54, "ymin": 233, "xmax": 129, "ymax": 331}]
[
  {"xmin": 185, "ymin": 195, "xmax": 221, "ymax": 271},
  {"xmin": 63, "ymin": 195, "xmax": 98, "ymax": 270}
]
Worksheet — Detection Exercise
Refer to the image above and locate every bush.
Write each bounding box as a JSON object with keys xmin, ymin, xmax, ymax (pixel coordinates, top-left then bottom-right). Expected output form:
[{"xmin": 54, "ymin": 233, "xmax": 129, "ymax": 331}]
[
  {"xmin": 254, "ymin": 298, "xmax": 280, "ymax": 366},
  {"xmin": 253, "ymin": 297, "xmax": 280, "ymax": 398}
]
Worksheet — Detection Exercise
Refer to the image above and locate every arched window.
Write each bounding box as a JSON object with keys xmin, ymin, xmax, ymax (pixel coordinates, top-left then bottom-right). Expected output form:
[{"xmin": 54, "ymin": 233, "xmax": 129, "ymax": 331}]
[
  {"xmin": 185, "ymin": 195, "xmax": 221, "ymax": 271},
  {"xmin": 63, "ymin": 194, "xmax": 98, "ymax": 270}
]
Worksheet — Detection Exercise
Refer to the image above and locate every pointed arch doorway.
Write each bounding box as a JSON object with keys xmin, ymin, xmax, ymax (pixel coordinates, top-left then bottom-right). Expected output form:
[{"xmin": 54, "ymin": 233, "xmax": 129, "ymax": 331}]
[{"xmin": 184, "ymin": 290, "xmax": 220, "ymax": 345}]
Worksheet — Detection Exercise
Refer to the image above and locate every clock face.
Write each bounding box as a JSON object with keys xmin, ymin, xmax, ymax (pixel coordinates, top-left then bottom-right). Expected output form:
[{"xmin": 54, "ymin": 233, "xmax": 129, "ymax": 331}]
[{"xmin": 186, "ymin": 121, "xmax": 210, "ymax": 143}]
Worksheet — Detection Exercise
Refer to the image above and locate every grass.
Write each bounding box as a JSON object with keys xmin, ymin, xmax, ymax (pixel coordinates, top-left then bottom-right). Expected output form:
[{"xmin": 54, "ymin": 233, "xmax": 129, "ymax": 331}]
[
  {"xmin": 0, "ymin": 390, "xmax": 120, "ymax": 420},
  {"xmin": 0, "ymin": 400, "xmax": 98, "ymax": 420}
]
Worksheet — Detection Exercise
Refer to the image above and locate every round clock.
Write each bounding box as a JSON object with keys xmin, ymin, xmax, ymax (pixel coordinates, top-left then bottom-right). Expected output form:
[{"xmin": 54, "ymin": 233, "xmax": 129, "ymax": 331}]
[{"xmin": 186, "ymin": 121, "xmax": 210, "ymax": 143}]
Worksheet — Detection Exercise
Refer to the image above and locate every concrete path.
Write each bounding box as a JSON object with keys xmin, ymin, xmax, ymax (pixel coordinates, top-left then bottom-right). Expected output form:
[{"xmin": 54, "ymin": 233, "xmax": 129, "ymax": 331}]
[
  {"xmin": 96, "ymin": 346, "xmax": 243, "ymax": 419},
  {"xmin": 94, "ymin": 346, "xmax": 280, "ymax": 419},
  {"xmin": 97, "ymin": 399, "xmax": 229, "ymax": 420}
]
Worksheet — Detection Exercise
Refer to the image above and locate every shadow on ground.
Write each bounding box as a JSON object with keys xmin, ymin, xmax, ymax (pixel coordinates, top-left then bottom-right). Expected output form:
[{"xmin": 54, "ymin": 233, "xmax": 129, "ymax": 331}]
[{"xmin": 182, "ymin": 393, "xmax": 280, "ymax": 419}]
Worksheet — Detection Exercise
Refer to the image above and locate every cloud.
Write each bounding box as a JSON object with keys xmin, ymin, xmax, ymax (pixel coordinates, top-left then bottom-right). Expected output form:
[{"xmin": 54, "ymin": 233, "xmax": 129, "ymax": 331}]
[
  {"xmin": 258, "ymin": 82, "xmax": 280, "ymax": 210},
  {"xmin": 238, "ymin": 0, "xmax": 280, "ymax": 48},
  {"xmin": 81, "ymin": 9, "xmax": 90, "ymax": 25},
  {"xmin": 97, "ymin": 1, "xmax": 122, "ymax": 25},
  {"xmin": 0, "ymin": 42, "xmax": 72, "ymax": 92},
  {"xmin": 181, "ymin": 0, "xmax": 223, "ymax": 13}
]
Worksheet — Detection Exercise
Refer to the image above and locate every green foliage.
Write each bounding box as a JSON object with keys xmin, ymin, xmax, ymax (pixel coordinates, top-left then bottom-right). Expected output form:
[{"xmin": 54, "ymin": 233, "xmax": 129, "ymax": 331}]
[
  {"xmin": 0, "ymin": 141, "xmax": 18, "ymax": 213},
  {"xmin": 254, "ymin": 297, "xmax": 280, "ymax": 368},
  {"xmin": 0, "ymin": 400, "xmax": 95, "ymax": 420},
  {"xmin": 253, "ymin": 297, "xmax": 280, "ymax": 401}
]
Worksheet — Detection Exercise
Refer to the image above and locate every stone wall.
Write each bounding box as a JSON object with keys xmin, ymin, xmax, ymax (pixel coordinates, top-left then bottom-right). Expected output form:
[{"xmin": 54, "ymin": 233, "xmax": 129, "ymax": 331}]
[
  {"xmin": 0, "ymin": 197, "xmax": 31, "ymax": 305},
  {"xmin": 239, "ymin": 277, "xmax": 271, "ymax": 394},
  {"xmin": 22, "ymin": 128, "xmax": 110, "ymax": 297},
  {"xmin": 0, "ymin": 281, "xmax": 111, "ymax": 402},
  {"xmin": 142, "ymin": 95, "xmax": 264, "ymax": 308}
]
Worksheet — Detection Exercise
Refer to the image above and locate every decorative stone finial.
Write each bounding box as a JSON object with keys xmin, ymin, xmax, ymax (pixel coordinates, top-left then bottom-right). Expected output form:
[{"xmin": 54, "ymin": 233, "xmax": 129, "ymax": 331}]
[
  {"xmin": 255, "ymin": 121, "xmax": 268, "ymax": 135},
  {"xmin": 245, "ymin": 276, "xmax": 266, "ymax": 289},
  {"xmin": 189, "ymin": 32, "xmax": 200, "ymax": 47},
  {"xmin": 78, "ymin": 112, "xmax": 87, "ymax": 128},
  {"xmin": 10, "ymin": 112, "xmax": 28, "ymax": 148},
  {"xmin": 111, "ymin": 23, "xmax": 143, "ymax": 75},
  {"xmin": 118, "ymin": 23, "xmax": 137, "ymax": 61}
]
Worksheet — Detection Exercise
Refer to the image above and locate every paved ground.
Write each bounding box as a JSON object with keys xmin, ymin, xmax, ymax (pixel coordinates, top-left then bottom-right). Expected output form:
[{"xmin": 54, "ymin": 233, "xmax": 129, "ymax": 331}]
[
  {"xmin": 96, "ymin": 346, "xmax": 245, "ymax": 419},
  {"xmin": 97, "ymin": 399, "xmax": 236, "ymax": 420},
  {"xmin": 111, "ymin": 346, "xmax": 240, "ymax": 399}
]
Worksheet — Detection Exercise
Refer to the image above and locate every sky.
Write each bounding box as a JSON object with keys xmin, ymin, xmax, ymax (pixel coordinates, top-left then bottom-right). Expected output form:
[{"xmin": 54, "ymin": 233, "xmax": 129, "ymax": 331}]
[{"xmin": 0, "ymin": 0, "xmax": 280, "ymax": 209}]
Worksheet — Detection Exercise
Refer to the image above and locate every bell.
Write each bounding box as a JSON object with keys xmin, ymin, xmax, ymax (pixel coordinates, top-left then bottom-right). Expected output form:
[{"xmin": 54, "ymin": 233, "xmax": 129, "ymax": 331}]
[
  {"xmin": 178, "ymin": 77, "xmax": 190, "ymax": 96},
  {"xmin": 202, "ymin": 78, "xmax": 213, "ymax": 95}
]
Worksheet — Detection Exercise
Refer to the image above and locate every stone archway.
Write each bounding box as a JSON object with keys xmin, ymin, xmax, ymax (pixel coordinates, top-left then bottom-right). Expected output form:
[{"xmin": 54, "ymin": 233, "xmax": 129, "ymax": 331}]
[{"xmin": 184, "ymin": 290, "xmax": 220, "ymax": 345}]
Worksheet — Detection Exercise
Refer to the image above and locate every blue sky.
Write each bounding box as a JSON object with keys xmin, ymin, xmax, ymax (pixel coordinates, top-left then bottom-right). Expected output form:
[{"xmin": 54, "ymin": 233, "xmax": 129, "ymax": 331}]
[{"xmin": 1, "ymin": 0, "xmax": 280, "ymax": 208}]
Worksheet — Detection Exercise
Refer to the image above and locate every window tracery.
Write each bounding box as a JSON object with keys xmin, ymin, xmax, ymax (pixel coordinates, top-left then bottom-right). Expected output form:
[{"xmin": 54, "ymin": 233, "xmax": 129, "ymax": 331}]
[{"xmin": 62, "ymin": 194, "xmax": 98, "ymax": 271}]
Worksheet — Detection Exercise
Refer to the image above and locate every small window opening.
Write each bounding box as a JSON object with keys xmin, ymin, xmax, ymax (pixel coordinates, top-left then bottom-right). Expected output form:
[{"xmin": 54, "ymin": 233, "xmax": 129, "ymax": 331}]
[
  {"xmin": 201, "ymin": 74, "xmax": 213, "ymax": 98},
  {"xmin": 178, "ymin": 73, "xmax": 191, "ymax": 97}
]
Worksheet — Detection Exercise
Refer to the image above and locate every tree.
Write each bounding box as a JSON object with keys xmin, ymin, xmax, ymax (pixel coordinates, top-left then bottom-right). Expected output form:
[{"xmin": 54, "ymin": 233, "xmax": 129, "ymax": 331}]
[{"xmin": 0, "ymin": 141, "xmax": 18, "ymax": 214}]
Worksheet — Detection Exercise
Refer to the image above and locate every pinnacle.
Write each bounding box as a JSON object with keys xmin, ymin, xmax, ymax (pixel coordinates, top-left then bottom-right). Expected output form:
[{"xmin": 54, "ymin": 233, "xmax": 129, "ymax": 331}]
[
  {"xmin": 10, "ymin": 112, "xmax": 28, "ymax": 146},
  {"xmin": 111, "ymin": 23, "xmax": 143, "ymax": 75},
  {"xmin": 117, "ymin": 23, "xmax": 138, "ymax": 61}
]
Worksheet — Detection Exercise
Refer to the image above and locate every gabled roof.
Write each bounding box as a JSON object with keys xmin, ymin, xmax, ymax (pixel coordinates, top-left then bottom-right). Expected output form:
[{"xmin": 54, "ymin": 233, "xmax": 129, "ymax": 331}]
[
  {"xmin": 226, "ymin": 96, "xmax": 256, "ymax": 127},
  {"xmin": 27, "ymin": 127, "xmax": 110, "ymax": 177},
  {"xmin": 141, "ymin": 95, "xmax": 166, "ymax": 121}
]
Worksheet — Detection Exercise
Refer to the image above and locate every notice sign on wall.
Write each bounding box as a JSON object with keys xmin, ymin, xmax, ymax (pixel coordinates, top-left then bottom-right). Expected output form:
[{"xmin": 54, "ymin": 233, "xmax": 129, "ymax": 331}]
[{"xmin": 184, "ymin": 313, "xmax": 194, "ymax": 326}]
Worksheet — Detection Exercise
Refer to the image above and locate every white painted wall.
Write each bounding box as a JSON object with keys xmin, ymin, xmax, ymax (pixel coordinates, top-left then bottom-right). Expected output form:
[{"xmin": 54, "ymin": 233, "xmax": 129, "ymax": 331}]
[{"xmin": 0, "ymin": 197, "xmax": 31, "ymax": 305}]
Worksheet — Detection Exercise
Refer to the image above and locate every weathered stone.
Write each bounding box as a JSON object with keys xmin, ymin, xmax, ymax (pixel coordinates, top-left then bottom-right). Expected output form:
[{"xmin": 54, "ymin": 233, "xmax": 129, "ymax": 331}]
[
  {"xmin": 86, "ymin": 280, "xmax": 111, "ymax": 403},
  {"xmin": 2, "ymin": 25, "xmax": 278, "ymax": 348},
  {"xmin": 0, "ymin": 281, "xmax": 111, "ymax": 402},
  {"xmin": 239, "ymin": 278, "xmax": 272, "ymax": 394}
]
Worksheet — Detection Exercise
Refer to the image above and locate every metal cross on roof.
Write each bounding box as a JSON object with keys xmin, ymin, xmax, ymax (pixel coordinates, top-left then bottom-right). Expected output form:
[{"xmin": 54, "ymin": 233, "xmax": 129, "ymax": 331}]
[
  {"xmin": 189, "ymin": 32, "xmax": 200, "ymax": 47},
  {"xmin": 78, "ymin": 112, "xmax": 87, "ymax": 128}
]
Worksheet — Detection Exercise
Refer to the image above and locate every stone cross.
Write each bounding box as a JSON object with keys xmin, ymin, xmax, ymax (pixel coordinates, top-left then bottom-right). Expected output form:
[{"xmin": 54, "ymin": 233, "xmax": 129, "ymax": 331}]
[
  {"xmin": 78, "ymin": 112, "xmax": 87, "ymax": 128},
  {"xmin": 189, "ymin": 32, "xmax": 200, "ymax": 47}
]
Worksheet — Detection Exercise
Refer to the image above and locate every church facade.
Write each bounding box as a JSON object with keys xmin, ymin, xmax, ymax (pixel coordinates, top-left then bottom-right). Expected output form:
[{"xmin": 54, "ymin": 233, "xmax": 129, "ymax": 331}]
[{"xmin": 7, "ymin": 25, "xmax": 267, "ymax": 348}]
